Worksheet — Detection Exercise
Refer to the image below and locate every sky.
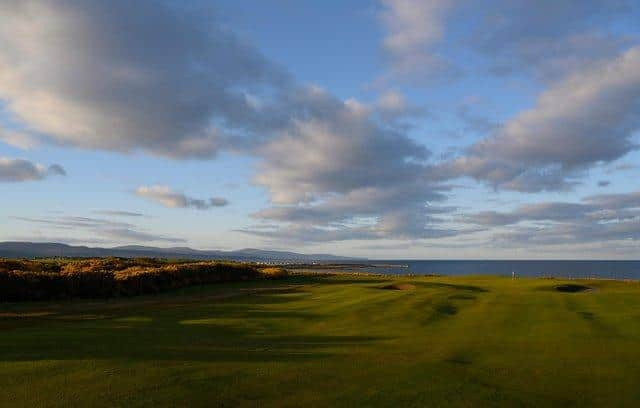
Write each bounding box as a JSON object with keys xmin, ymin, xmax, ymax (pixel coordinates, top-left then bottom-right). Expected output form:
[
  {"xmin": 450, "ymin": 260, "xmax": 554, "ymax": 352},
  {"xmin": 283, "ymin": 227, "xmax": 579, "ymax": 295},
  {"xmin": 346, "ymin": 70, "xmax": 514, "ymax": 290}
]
[{"xmin": 1, "ymin": 0, "xmax": 640, "ymax": 259}]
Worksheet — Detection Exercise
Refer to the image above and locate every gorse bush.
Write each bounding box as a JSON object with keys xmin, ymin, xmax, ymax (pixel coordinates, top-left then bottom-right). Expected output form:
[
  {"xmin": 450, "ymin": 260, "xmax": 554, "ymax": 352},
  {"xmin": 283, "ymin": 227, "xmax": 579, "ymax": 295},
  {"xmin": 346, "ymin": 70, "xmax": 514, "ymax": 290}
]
[
  {"xmin": 61, "ymin": 257, "xmax": 167, "ymax": 273},
  {"xmin": 0, "ymin": 259, "xmax": 61, "ymax": 274},
  {"xmin": 0, "ymin": 258, "xmax": 287, "ymax": 301},
  {"xmin": 259, "ymin": 267, "xmax": 288, "ymax": 279}
]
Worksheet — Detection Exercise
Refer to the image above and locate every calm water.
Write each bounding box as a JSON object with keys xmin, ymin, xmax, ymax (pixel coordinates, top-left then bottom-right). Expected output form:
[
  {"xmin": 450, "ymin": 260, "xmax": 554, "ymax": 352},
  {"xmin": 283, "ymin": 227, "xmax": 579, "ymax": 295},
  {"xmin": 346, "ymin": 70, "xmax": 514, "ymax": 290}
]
[{"xmin": 357, "ymin": 260, "xmax": 640, "ymax": 279}]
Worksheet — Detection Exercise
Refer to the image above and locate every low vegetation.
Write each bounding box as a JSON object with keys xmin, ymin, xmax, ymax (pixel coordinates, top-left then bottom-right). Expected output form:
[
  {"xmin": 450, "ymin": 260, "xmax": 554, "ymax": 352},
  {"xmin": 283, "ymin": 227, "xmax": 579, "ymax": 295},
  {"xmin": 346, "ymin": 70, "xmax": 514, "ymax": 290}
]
[{"xmin": 0, "ymin": 258, "xmax": 287, "ymax": 301}]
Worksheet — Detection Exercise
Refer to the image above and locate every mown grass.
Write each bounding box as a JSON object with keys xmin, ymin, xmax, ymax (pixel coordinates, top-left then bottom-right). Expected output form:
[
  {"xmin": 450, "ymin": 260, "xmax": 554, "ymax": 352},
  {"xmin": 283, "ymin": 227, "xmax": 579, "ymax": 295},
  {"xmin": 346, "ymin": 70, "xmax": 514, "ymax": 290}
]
[{"xmin": 2, "ymin": 274, "xmax": 640, "ymax": 407}]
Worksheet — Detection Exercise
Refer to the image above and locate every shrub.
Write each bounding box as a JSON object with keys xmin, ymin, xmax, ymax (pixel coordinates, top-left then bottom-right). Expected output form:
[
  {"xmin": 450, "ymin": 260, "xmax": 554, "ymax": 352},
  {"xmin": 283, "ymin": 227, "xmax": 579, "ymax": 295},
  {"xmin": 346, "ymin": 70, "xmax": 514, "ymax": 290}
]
[
  {"xmin": 259, "ymin": 267, "xmax": 289, "ymax": 279},
  {"xmin": 0, "ymin": 271, "xmax": 66, "ymax": 301},
  {"xmin": 61, "ymin": 257, "xmax": 151, "ymax": 274},
  {"xmin": 0, "ymin": 259, "xmax": 61, "ymax": 274},
  {"xmin": 0, "ymin": 258, "xmax": 279, "ymax": 302}
]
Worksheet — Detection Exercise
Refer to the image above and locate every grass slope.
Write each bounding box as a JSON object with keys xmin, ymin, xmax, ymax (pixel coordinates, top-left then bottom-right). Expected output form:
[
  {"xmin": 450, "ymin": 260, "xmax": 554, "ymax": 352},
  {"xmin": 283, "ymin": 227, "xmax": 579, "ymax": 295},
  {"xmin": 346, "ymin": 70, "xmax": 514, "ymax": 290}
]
[{"xmin": 2, "ymin": 274, "xmax": 640, "ymax": 407}]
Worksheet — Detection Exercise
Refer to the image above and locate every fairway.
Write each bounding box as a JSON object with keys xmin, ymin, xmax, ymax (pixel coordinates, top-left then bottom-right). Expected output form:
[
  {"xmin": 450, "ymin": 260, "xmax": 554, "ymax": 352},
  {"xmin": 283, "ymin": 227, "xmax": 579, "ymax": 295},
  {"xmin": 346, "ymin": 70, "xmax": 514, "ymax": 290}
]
[{"xmin": 2, "ymin": 274, "xmax": 640, "ymax": 407}]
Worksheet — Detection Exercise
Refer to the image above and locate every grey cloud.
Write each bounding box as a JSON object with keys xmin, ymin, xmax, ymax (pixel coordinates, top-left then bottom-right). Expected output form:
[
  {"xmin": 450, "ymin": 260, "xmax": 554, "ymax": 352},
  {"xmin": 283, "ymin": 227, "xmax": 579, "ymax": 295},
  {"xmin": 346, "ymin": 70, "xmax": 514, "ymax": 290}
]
[
  {"xmin": 0, "ymin": 0, "xmax": 288, "ymax": 158},
  {"xmin": 467, "ymin": 191, "xmax": 640, "ymax": 227},
  {"xmin": 475, "ymin": 1, "xmax": 634, "ymax": 79},
  {"xmin": 6, "ymin": 235, "xmax": 115, "ymax": 245},
  {"xmin": 252, "ymin": 185, "xmax": 453, "ymax": 241},
  {"xmin": 94, "ymin": 210, "xmax": 146, "ymax": 217},
  {"xmin": 0, "ymin": 128, "xmax": 41, "ymax": 149},
  {"xmin": 466, "ymin": 202, "xmax": 592, "ymax": 226},
  {"xmin": 0, "ymin": 0, "xmax": 448, "ymax": 244},
  {"xmin": 246, "ymin": 86, "xmax": 458, "ymax": 242},
  {"xmin": 494, "ymin": 219, "xmax": 640, "ymax": 247},
  {"xmin": 345, "ymin": 91, "xmax": 429, "ymax": 126},
  {"xmin": 584, "ymin": 191, "xmax": 640, "ymax": 210},
  {"xmin": 135, "ymin": 185, "xmax": 228, "ymax": 210},
  {"xmin": 209, "ymin": 197, "xmax": 229, "ymax": 207},
  {"xmin": 11, "ymin": 215, "xmax": 184, "ymax": 243},
  {"xmin": 104, "ymin": 228, "xmax": 186, "ymax": 243},
  {"xmin": 12, "ymin": 216, "xmax": 134, "ymax": 229},
  {"xmin": 377, "ymin": 0, "xmax": 636, "ymax": 83},
  {"xmin": 47, "ymin": 164, "xmax": 66, "ymax": 176},
  {"xmin": 441, "ymin": 46, "xmax": 640, "ymax": 192},
  {"xmin": 378, "ymin": 0, "xmax": 459, "ymax": 83},
  {"xmin": 465, "ymin": 190, "xmax": 640, "ymax": 247},
  {"xmin": 0, "ymin": 157, "xmax": 66, "ymax": 182},
  {"xmin": 598, "ymin": 180, "xmax": 611, "ymax": 187},
  {"xmin": 239, "ymin": 223, "xmax": 460, "ymax": 244}
]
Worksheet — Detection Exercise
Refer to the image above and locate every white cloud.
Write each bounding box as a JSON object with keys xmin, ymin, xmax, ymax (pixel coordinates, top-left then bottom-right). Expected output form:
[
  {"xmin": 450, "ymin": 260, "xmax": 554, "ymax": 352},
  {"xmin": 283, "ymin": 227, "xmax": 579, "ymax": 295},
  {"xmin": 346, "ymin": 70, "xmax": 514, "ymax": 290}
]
[
  {"xmin": 0, "ymin": 128, "xmax": 40, "ymax": 149},
  {"xmin": 443, "ymin": 46, "xmax": 640, "ymax": 191},
  {"xmin": 0, "ymin": 0, "xmax": 287, "ymax": 158},
  {"xmin": 246, "ymin": 89, "xmax": 460, "ymax": 241},
  {"xmin": 378, "ymin": 0, "xmax": 457, "ymax": 82}
]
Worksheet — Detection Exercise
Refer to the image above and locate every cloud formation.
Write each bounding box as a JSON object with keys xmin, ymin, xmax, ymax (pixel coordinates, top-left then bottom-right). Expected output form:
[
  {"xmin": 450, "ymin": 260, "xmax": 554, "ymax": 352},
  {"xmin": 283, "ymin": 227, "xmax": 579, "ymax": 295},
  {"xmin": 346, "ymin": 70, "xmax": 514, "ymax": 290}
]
[
  {"xmin": 135, "ymin": 185, "xmax": 228, "ymax": 210},
  {"xmin": 0, "ymin": 0, "xmax": 287, "ymax": 158},
  {"xmin": 0, "ymin": 1, "xmax": 445, "ymax": 243},
  {"xmin": 442, "ymin": 46, "xmax": 640, "ymax": 192},
  {"xmin": 0, "ymin": 128, "xmax": 40, "ymax": 150},
  {"xmin": 474, "ymin": 0, "xmax": 633, "ymax": 79},
  {"xmin": 0, "ymin": 157, "xmax": 65, "ymax": 182},
  {"xmin": 11, "ymin": 215, "xmax": 184, "ymax": 243},
  {"xmin": 245, "ymin": 86, "xmax": 459, "ymax": 242},
  {"xmin": 378, "ymin": 0, "xmax": 457, "ymax": 82},
  {"xmin": 2, "ymin": 0, "xmax": 638, "ymax": 252},
  {"xmin": 465, "ymin": 191, "xmax": 640, "ymax": 246},
  {"xmin": 94, "ymin": 210, "xmax": 146, "ymax": 217},
  {"xmin": 377, "ymin": 0, "xmax": 634, "ymax": 81}
]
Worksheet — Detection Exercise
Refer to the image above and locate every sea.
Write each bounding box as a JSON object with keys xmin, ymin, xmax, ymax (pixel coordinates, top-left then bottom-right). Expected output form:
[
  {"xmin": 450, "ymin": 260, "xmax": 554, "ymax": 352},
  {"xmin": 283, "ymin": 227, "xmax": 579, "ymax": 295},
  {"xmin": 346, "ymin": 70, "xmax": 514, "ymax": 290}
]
[{"xmin": 351, "ymin": 260, "xmax": 640, "ymax": 280}]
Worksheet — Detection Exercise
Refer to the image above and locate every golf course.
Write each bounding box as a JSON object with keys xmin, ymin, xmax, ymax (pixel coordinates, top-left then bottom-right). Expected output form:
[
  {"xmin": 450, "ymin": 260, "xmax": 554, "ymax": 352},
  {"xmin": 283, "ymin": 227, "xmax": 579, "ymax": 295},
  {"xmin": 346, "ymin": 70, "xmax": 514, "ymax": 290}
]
[{"xmin": 2, "ymin": 273, "xmax": 640, "ymax": 407}]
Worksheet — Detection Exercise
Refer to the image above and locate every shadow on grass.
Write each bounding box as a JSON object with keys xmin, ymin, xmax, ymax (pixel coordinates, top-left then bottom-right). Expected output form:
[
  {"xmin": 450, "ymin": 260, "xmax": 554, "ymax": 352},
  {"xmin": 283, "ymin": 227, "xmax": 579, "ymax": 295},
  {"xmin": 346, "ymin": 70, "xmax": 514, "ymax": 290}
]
[
  {"xmin": 0, "ymin": 286, "xmax": 384, "ymax": 364},
  {"xmin": 285, "ymin": 274, "xmax": 389, "ymax": 286}
]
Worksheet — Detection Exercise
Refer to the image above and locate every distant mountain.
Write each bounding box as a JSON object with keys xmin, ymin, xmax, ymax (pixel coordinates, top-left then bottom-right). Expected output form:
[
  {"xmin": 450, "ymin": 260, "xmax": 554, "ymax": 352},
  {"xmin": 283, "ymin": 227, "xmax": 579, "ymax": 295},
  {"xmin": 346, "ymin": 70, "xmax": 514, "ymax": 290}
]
[{"xmin": 0, "ymin": 242, "xmax": 362, "ymax": 262}]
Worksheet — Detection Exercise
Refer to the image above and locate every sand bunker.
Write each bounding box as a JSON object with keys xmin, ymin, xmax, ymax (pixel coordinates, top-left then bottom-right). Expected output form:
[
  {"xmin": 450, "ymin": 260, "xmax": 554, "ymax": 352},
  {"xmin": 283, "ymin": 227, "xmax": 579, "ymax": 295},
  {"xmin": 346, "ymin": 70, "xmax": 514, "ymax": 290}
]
[
  {"xmin": 555, "ymin": 284, "xmax": 592, "ymax": 293},
  {"xmin": 381, "ymin": 283, "xmax": 416, "ymax": 290}
]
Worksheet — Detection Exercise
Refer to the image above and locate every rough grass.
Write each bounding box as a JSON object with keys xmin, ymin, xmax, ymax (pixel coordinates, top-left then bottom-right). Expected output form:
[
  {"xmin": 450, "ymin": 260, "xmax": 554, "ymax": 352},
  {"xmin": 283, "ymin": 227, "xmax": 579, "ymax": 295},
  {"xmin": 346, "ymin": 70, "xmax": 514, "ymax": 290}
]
[{"xmin": 2, "ymin": 274, "xmax": 640, "ymax": 407}]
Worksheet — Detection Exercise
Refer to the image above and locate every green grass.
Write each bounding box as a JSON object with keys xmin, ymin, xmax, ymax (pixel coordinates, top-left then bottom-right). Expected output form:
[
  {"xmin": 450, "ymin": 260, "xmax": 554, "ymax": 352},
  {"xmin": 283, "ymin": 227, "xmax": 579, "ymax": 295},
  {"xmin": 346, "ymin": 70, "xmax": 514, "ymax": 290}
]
[{"xmin": 2, "ymin": 274, "xmax": 640, "ymax": 407}]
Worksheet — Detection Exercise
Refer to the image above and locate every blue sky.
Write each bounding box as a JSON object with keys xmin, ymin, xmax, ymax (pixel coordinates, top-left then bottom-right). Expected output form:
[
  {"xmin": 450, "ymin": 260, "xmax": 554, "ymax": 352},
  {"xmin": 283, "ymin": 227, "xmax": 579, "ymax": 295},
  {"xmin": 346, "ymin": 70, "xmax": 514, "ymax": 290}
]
[{"xmin": 1, "ymin": 0, "xmax": 640, "ymax": 259}]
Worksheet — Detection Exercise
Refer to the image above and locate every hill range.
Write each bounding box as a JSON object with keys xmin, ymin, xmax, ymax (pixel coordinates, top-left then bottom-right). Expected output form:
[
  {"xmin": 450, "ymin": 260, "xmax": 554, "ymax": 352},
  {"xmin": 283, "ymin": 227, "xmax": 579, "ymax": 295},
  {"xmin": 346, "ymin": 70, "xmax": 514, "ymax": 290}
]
[{"xmin": 0, "ymin": 241, "xmax": 361, "ymax": 262}]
